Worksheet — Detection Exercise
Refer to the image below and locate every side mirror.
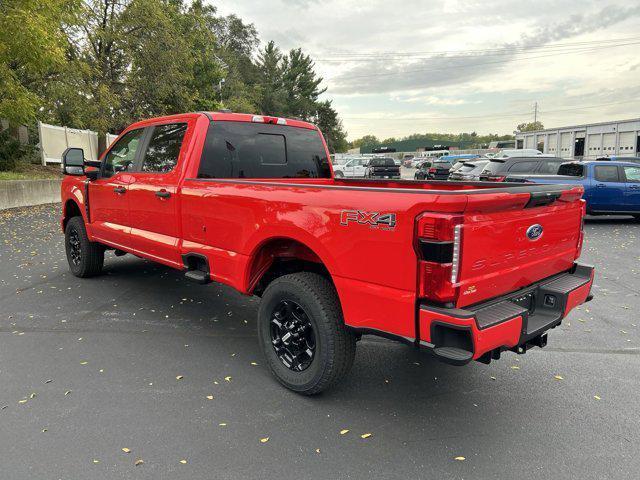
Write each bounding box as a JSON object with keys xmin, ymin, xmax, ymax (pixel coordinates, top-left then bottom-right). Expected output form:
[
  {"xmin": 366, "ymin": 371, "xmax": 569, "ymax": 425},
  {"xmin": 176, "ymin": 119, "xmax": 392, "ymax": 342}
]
[{"xmin": 62, "ymin": 148, "xmax": 85, "ymax": 176}]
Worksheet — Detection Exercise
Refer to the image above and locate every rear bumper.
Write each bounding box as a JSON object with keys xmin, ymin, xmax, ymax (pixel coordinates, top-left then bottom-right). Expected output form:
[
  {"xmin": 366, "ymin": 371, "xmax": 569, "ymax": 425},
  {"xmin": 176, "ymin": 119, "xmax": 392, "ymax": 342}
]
[{"xmin": 418, "ymin": 263, "xmax": 594, "ymax": 365}]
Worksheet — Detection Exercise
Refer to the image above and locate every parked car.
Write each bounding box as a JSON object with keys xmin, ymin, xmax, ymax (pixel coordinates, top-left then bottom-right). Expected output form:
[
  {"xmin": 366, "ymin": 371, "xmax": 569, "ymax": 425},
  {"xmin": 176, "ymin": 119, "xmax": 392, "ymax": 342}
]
[
  {"xmin": 413, "ymin": 160, "xmax": 433, "ymax": 180},
  {"xmin": 419, "ymin": 154, "xmax": 478, "ymax": 180},
  {"xmin": 332, "ymin": 157, "xmax": 367, "ymax": 178},
  {"xmin": 59, "ymin": 111, "xmax": 594, "ymax": 394},
  {"xmin": 479, "ymin": 156, "xmax": 566, "ymax": 182},
  {"xmin": 402, "ymin": 154, "xmax": 415, "ymax": 167},
  {"xmin": 494, "ymin": 149, "xmax": 544, "ymax": 158},
  {"xmin": 597, "ymin": 156, "xmax": 640, "ymax": 164},
  {"xmin": 364, "ymin": 157, "xmax": 401, "ymax": 179},
  {"xmin": 505, "ymin": 161, "xmax": 640, "ymax": 219},
  {"xmin": 449, "ymin": 160, "xmax": 490, "ymax": 181}
]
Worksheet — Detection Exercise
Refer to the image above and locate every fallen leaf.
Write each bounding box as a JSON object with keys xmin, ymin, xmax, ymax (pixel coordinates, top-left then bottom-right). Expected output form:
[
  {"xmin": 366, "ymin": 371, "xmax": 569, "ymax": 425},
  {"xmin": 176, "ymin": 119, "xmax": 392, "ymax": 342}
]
[
  {"xmin": 315, "ymin": 448, "xmax": 321, "ymax": 454},
  {"xmin": 29, "ymin": 393, "xmax": 37, "ymax": 399},
  {"xmin": 260, "ymin": 437, "xmax": 269, "ymax": 443},
  {"xmin": 360, "ymin": 433, "xmax": 372, "ymax": 439},
  {"xmin": 64, "ymin": 390, "xmax": 72, "ymax": 396},
  {"xmin": 80, "ymin": 361, "xmax": 88, "ymax": 365},
  {"xmin": 122, "ymin": 448, "xmax": 131, "ymax": 454},
  {"xmin": 510, "ymin": 366, "xmax": 520, "ymax": 370},
  {"xmin": 454, "ymin": 456, "xmax": 466, "ymax": 461},
  {"xmin": 206, "ymin": 395, "xmax": 214, "ymax": 400},
  {"xmin": 250, "ymin": 362, "xmax": 258, "ymax": 366},
  {"xmin": 135, "ymin": 459, "xmax": 144, "ymax": 466},
  {"xmin": 179, "ymin": 459, "xmax": 187, "ymax": 464},
  {"xmin": 340, "ymin": 429, "xmax": 349, "ymax": 435},
  {"xmin": 594, "ymin": 395, "xmax": 601, "ymax": 400},
  {"xmin": 18, "ymin": 399, "xmax": 27, "ymax": 404},
  {"xmin": 219, "ymin": 423, "xmax": 227, "ymax": 426},
  {"xmin": 92, "ymin": 459, "xmax": 100, "ymax": 464},
  {"xmin": 42, "ymin": 428, "xmax": 47, "ymax": 433},
  {"xmin": 176, "ymin": 375, "xmax": 184, "ymax": 380},
  {"xmin": 554, "ymin": 375, "xmax": 564, "ymax": 381},
  {"xmin": 224, "ymin": 376, "xmax": 232, "ymax": 382}
]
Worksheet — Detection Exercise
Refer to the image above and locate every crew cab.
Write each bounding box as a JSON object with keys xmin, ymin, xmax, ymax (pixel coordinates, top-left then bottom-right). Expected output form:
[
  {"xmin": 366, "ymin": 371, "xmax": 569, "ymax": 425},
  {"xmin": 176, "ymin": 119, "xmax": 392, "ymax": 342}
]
[
  {"xmin": 506, "ymin": 160, "xmax": 640, "ymax": 219},
  {"xmin": 60, "ymin": 112, "xmax": 594, "ymax": 394}
]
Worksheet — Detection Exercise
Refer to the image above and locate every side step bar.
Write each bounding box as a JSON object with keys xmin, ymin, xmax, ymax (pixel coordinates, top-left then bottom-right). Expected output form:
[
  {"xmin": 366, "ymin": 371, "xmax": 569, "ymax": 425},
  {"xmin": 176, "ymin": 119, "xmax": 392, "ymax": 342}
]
[
  {"xmin": 185, "ymin": 270, "xmax": 209, "ymax": 284},
  {"xmin": 182, "ymin": 253, "xmax": 211, "ymax": 285}
]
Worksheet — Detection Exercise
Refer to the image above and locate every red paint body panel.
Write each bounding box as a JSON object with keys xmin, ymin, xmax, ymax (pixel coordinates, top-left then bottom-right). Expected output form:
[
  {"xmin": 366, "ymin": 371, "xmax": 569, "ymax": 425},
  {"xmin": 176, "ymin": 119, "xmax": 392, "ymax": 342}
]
[{"xmin": 60, "ymin": 112, "xmax": 594, "ymax": 353}]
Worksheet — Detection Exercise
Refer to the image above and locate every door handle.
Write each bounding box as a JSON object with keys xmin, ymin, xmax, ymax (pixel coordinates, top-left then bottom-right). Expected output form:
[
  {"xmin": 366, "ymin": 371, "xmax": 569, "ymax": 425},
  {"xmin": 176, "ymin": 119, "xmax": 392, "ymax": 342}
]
[
  {"xmin": 596, "ymin": 183, "xmax": 606, "ymax": 188},
  {"xmin": 155, "ymin": 190, "xmax": 171, "ymax": 199},
  {"xmin": 629, "ymin": 184, "xmax": 640, "ymax": 189},
  {"xmin": 113, "ymin": 186, "xmax": 126, "ymax": 194}
]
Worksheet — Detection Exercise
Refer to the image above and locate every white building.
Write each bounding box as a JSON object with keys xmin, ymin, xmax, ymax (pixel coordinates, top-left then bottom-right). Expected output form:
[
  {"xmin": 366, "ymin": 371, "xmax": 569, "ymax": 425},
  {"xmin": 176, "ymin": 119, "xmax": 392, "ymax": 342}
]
[{"xmin": 515, "ymin": 118, "xmax": 640, "ymax": 159}]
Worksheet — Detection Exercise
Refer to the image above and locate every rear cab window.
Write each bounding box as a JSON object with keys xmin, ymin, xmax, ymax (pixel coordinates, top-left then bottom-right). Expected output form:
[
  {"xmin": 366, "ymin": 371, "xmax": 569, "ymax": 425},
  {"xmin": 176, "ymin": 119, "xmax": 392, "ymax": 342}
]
[
  {"xmin": 557, "ymin": 163, "xmax": 584, "ymax": 177},
  {"xmin": 198, "ymin": 122, "xmax": 331, "ymax": 179}
]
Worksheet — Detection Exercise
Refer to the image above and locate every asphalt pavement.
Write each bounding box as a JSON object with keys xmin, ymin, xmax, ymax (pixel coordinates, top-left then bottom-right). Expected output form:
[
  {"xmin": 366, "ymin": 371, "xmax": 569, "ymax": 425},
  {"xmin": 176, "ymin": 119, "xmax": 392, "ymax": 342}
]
[{"xmin": 0, "ymin": 203, "xmax": 638, "ymax": 480}]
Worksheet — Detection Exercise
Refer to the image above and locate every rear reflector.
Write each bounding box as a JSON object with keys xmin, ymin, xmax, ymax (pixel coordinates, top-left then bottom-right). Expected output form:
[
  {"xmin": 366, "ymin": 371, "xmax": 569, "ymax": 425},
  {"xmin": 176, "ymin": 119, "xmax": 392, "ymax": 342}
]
[{"xmin": 451, "ymin": 224, "xmax": 462, "ymax": 284}]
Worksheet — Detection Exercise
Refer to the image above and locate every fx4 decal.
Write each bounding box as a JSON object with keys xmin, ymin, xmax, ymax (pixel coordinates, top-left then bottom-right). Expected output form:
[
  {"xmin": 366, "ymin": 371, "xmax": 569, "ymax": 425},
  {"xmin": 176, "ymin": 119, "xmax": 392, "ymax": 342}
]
[{"xmin": 340, "ymin": 210, "xmax": 397, "ymax": 230}]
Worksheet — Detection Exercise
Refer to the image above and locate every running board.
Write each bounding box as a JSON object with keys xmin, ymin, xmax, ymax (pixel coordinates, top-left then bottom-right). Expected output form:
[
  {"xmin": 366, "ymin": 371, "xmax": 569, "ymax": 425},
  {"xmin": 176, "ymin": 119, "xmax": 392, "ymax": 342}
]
[
  {"xmin": 433, "ymin": 346, "xmax": 473, "ymax": 365},
  {"xmin": 184, "ymin": 270, "xmax": 210, "ymax": 284}
]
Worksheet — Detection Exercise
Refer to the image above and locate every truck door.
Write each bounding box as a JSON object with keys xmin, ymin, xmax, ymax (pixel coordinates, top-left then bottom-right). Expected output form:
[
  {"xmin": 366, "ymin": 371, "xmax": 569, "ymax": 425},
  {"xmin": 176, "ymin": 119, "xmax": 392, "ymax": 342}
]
[
  {"xmin": 590, "ymin": 164, "xmax": 625, "ymax": 212},
  {"xmin": 88, "ymin": 128, "xmax": 145, "ymax": 249},
  {"xmin": 126, "ymin": 122, "xmax": 189, "ymax": 268},
  {"xmin": 622, "ymin": 165, "xmax": 640, "ymax": 212}
]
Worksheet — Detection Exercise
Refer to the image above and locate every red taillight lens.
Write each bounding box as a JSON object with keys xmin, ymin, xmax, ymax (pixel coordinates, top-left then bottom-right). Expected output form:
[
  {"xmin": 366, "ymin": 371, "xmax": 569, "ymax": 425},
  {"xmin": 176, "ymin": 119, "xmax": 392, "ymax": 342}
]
[
  {"xmin": 428, "ymin": 167, "xmax": 437, "ymax": 173},
  {"xmin": 416, "ymin": 214, "xmax": 463, "ymax": 303},
  {"xmin": 489, "ymin": 175, "xmax": 506, "ymax": 182}
]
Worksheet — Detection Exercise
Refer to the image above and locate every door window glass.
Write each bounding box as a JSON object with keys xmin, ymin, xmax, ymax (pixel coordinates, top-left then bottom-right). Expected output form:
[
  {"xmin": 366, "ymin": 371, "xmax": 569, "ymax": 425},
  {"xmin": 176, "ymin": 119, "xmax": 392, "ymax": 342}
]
[
  {"xmin": 102, "ymin": 129, "xmax": 145, "ymax": 178},
  {"xmin": 623, "ymin": 166, "xmax": 640, "ymax": 182},
  {"xmin": 141, "ymin": 123, "xmax": 188, "ymax": 173},
  {"xmin": 594, "ymin": 165, "xmax": 620, "ymax": 182}
]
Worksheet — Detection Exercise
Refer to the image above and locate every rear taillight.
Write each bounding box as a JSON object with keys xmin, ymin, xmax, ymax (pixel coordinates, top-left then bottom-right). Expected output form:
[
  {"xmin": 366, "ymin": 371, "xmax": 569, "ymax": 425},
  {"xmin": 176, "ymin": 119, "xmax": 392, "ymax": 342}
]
[
  {"xmin": 488, "ymin": 175, "xmax": 506, "ymax": 182},
  {"xmin": 415, "ymin": 214, "xmax": 463, "ymax": 304},
  {"xmin": 428, "ymin": 167, "xmax": 437, "ymax": 173},
  {"xmin": 575, "ymin": 199, "xmax": 586, "ymax": 259}
]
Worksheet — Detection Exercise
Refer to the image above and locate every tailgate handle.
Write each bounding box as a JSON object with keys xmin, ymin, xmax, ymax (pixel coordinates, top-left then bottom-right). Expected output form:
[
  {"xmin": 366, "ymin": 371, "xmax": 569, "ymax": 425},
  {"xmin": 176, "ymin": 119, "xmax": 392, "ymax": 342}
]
[{"xmin": 525, "ymin": 191, "xmax": 561, "ymax": 208}]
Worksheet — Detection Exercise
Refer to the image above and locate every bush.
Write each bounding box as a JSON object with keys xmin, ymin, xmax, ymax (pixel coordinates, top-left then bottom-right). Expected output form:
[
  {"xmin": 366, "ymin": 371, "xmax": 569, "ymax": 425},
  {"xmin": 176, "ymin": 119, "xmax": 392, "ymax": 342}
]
[{"xmin": 0, "ymin": 130, "xmax": 28, "ymax": 172}]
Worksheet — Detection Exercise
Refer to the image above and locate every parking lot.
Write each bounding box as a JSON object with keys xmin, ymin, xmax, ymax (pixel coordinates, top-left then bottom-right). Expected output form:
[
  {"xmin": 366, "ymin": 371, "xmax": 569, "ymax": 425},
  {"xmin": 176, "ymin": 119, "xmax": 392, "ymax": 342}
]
[{"xmin": 1, "ymin": 203, "xmax": 638, "ymax": 480}]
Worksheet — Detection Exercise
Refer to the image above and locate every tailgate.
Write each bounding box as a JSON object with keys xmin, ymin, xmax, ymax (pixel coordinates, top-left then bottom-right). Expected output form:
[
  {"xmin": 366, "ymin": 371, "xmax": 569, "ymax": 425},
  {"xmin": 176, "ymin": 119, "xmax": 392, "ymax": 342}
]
[{"xmin": 456, "ymin": 189, "xmax": 584, "ymax": 308}]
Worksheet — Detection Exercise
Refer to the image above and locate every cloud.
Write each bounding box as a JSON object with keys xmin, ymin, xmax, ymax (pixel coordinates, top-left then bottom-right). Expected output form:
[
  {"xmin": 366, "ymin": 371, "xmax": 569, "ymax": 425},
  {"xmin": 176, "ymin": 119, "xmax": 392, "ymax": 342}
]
[{"xmin": 328, "ymin": 4, "xmax": 640, "ymax": 95}]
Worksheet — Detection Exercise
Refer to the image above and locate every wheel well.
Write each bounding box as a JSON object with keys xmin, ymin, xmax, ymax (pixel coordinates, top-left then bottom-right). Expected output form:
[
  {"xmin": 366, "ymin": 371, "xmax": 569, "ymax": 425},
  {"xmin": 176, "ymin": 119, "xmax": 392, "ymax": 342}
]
[
  {"xmin": 63, "ymin": 200, "xmax": 82, "ymax": 228},
  {"xmin": 249, "ymin": 238, "xmax": 331, "ymax": 297}
]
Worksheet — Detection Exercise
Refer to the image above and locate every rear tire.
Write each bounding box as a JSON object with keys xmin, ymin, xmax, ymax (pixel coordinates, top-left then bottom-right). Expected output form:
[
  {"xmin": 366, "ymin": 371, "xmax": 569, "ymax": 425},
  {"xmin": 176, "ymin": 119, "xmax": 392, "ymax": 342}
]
[
  {"xmin": 65, "ymin": 216, "xmax": 104, "ymax": 278},
  {"xmin": 633, "ymin": 215, "xmax": 640, "ymax": 222},
  {"xmin": 257, "ymin": 272, "xmax": 356, "ymax": 395},
  {"xmin": 334, "ymin": 171, "xmax": 344, "ymax": 178}
]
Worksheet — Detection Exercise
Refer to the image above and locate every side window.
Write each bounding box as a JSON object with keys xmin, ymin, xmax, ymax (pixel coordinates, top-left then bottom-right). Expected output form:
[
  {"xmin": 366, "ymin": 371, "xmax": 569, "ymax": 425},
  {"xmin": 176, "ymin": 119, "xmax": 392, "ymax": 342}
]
[
  {"xmin": 594, "ymin": 165, "xmax": 620, "ymax": 182},
  {"xmin": 623, "ymin": 166, "xmax": 640, "ymax": 183},
  {"xmin": 102, "ymin": 129, "xmax": 145, "ymax": 178},
  {"xmin": 508, "ymin": 161, "xmax": 539, "ymax": 173},
  {"xmin": 141, "ymin": 123, "xmax": 188, "ymax": 173},
  {"xmin": 538, "ymin": 161, "xmax": 562, "ymax": 174}
]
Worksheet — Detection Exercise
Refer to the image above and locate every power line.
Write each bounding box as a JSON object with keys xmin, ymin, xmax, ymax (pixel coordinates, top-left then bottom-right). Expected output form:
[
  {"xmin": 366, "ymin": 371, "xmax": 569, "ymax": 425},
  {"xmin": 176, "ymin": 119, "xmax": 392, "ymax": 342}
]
[
  {"xmin": 313, "ymin": 36, "xmax": 640, "ymax": 60},
  {"xmin": 327, "ymin": 41, "xmax": 640, "ymax": 80},
  {"xmin": 341, "ymin": 99, "xmax": 640, "ymax": 122}
]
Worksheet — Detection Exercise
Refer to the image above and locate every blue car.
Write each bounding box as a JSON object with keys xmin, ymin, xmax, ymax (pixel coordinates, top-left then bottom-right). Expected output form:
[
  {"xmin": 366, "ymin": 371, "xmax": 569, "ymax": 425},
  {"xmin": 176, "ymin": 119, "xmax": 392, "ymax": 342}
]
[{"xmin": 506, "ymin": 161, "xmax": 640, "ymax": 219}]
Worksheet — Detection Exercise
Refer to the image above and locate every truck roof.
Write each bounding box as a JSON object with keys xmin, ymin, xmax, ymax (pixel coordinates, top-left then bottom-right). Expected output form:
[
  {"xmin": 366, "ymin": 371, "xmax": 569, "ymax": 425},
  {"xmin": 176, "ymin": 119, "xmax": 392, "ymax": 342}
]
[{"xmin": 123, "ymin": 112, "xmax": 319, "ymax": 133}]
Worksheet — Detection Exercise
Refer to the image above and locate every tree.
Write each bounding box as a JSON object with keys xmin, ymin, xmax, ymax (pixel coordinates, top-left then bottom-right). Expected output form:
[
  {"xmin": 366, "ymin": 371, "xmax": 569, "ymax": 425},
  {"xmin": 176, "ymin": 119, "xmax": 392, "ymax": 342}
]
[
  {"xmin": 256, "ymin": 41, "xmax": 287, "ymax": 115},
  {"xmin": 313, "ymin": 100, "xmax": 347, "ymax": 153},
  {"xmin": 0, "ymin": 0, "xmax": 76, "ymax": 125},
  {"xmin": 517, "ymin": 121, "xmax": 544, "ymax": 132},
  {"xmin": 281, "ymin": 48, "xmax": 326, "ymax": 120}
]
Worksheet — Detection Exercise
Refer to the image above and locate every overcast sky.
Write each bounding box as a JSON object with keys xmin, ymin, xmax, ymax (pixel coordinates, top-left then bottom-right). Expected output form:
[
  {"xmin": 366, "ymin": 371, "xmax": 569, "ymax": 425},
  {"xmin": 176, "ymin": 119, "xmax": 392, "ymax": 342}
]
[{"xmin": 214, "ymin": 0, "xmax": 640, "ymax": 140}]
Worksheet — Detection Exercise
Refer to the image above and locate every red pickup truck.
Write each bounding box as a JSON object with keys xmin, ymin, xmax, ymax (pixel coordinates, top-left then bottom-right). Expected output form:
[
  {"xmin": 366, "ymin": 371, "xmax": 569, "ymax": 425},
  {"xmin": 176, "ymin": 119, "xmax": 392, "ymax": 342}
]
[{"xmin": 60, "ymin": 112, "xmax": 594, "ymax": 394}]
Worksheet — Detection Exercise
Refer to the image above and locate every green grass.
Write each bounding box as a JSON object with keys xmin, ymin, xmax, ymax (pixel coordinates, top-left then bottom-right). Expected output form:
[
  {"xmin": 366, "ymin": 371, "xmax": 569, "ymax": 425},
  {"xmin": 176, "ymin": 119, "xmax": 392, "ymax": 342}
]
[{"xmin": 0, "ymin": 165, "xmax": 63, "ymax": 180}]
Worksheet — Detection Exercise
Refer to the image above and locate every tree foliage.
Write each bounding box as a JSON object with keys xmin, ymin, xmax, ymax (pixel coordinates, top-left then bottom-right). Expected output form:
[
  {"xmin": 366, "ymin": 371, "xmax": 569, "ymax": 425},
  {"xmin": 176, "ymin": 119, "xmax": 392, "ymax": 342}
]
[
  {"xmin": 1, "ymin": 0, "xmax": 348, "ymax": 152},
  {"xmin": 517, "ymin": 121, "xmax": 544, "ymax": 132}
]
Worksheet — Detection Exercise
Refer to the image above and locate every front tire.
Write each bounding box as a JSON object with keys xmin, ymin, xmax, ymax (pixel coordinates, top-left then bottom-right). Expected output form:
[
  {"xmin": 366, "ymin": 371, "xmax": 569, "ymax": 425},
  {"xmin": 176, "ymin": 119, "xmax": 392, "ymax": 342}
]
[
  {"xmin": 257, "ymin": 272, "xmax": 356, "ymax": 395},
  {"xmin": 65, "ymin": 216, "xmax": 104, "ymax": 277}
]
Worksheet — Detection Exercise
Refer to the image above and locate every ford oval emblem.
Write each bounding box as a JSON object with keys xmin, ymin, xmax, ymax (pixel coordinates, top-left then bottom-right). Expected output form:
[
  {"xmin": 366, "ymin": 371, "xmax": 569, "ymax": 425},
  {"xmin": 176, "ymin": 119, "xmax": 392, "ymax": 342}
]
[{"xmin": 526, "ymin": 224, "xmax": 543, "ymax": 241}]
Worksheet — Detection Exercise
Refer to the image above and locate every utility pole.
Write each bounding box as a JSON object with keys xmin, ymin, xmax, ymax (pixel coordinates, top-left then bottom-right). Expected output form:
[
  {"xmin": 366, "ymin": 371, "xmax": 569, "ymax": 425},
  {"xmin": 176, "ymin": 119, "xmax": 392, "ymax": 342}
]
[{"xmin": 533, "ymin": 102, "xmax": 538, "ymax": 123}]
